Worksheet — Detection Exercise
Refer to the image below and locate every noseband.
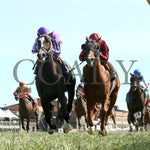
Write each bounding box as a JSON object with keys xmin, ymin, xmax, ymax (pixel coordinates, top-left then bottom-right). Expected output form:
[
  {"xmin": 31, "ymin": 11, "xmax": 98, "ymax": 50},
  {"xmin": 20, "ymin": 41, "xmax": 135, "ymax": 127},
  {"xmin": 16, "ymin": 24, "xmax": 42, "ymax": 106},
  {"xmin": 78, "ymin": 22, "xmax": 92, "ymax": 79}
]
[
  {"xmin": 84, "ymin": 40, "xmax": 101, "ymax": 61},
  {"xmin": 37, "ymin": 35, "xmax": 53, "ymax": 60}
]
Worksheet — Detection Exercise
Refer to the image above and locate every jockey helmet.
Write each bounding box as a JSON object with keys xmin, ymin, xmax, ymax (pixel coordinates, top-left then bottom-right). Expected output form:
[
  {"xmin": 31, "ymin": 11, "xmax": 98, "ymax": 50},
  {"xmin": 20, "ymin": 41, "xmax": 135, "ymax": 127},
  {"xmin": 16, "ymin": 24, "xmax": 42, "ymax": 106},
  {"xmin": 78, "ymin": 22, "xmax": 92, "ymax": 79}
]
[
  {"xmin": 78, "ymin": 83, "xmax": 84, "ymax": 88},
  {"xmin": 19, "ymin": 82, "xmax": 25, "ymax": 87},
  {"xmin": 133, "ymin": 69, "xmax": 141, "ymax": 75},
  {"xmin": 89, "ymin": 33, "xmax": 101, "ymax": 41},
  {"xmin": 37, "ymin": 27, "xmax": 50, "ymax": 36}
]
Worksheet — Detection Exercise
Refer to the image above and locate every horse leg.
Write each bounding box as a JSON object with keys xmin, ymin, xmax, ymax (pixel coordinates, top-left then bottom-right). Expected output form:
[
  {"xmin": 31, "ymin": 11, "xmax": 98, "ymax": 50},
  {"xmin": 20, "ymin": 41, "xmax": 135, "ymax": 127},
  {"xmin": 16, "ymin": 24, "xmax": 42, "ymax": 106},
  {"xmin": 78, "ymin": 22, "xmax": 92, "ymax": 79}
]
[
  {"xmin": 77, "ymin": 116, "xmax": 81, "ymax": 129},
  {"xmin": 34, "ymin": 110, "xmax": 39, "ymax": 131},
  {"xmin": 41, "ymin": 99, "xmax": 54, "ymax": 129},
  {"xmin": 112, "ymin": 115, "xmax": 116, "ymax": 125},
  {"xmin": 21, "ymin": 118, "xmax": 26, "ymax": 130},
  {"xmin": 100, "ymin": 100, "xmax": 109, "ymax": 135},
  {"xmin": 108, "ymin": 86, "xmax": 119, "ymax": 119},
  {"xmin": 87, "ymin": 102, "xmax": 95, "ymax": 127},
  {"xmin": 140, "ymin": 109, "xmax": 145, "ymax": 131},
  {"xmin": 59, "ymin": 94, "xmax": 73, "ymax": 133},
  {"xmin": 128, "ymin": 112, "xmax": 134, "ymax": 131},
  {"xmin": 67, "ymin": 88, "xmax": 75, "ymax": 115},
  {"xmin": 26, "ymin": 117, "xmax": 30, "ymax": 133},
  {"xmin": 58, "ymin": 94, "xmax": 69, "ymax": 122}
]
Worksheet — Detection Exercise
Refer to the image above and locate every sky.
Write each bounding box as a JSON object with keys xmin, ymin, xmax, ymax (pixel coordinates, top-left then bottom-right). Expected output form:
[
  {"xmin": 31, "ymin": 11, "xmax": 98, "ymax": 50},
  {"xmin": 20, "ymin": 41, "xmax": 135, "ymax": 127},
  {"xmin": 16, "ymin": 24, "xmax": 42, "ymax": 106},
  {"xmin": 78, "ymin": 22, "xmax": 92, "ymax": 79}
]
[{"xmin": 0, "ymin": 0, "xmax": 150, "ymax": 111}]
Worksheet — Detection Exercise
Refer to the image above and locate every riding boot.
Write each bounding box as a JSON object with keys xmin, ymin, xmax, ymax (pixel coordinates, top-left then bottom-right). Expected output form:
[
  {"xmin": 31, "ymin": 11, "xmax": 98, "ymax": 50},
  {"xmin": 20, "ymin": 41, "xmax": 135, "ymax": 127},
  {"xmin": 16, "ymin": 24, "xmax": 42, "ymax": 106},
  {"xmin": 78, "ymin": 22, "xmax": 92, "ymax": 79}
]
[
  {"xmin": 109, "ymin": 67, "xmax": 116, "ymax": 82},
  {"xmin": 28, "ymin": 95, "xmax": 36, "ymax": 106},
  {"xmin": 61, "ymin": 62, "xmax": 70, "ymax": 80},
  {"xmin": 101, "ymin": 62, "xmax": 116, "ymax": 82}
]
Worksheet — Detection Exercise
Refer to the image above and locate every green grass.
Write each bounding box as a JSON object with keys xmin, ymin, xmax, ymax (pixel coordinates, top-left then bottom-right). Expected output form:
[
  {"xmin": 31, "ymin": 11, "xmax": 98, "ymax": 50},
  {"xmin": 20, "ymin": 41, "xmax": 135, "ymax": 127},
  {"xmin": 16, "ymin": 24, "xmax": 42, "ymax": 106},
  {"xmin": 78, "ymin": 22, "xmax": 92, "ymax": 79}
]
[{"xmin": 0, "ymin": 131, "xmax": 150, "ymax": 150}]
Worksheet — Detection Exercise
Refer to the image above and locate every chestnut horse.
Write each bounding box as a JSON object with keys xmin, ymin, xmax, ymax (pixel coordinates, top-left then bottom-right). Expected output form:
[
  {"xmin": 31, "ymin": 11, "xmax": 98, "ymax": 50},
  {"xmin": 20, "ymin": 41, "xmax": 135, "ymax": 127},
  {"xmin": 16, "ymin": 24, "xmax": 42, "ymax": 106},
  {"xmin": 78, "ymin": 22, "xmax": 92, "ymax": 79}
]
[
  {"xmin": 127, "ymin": 73, "xmax": 145, "ymax": 131},
  {"xmin": 82, "ymin": 37, "xmax": 120, "ymax": 135},
  {"xmin": 35, "ymin": 34, "xmax": 76, "ymax": 133},
  {"xmin": 17, "ymin": 96, "xmax": 39, "ymax": 132}
]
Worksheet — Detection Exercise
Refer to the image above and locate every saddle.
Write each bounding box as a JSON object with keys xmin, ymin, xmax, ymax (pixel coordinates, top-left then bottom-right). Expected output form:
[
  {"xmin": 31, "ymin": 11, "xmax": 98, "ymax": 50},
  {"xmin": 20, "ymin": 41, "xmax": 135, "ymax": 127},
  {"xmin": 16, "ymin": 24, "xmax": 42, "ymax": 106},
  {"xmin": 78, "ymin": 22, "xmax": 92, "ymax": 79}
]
[
  {"xmin": 101, "ymin": 61, "xmax": 116, "ymax": 82},
  {"xmin": 53, "ymin": 55, "xmax": 71, "ymax": 80}
]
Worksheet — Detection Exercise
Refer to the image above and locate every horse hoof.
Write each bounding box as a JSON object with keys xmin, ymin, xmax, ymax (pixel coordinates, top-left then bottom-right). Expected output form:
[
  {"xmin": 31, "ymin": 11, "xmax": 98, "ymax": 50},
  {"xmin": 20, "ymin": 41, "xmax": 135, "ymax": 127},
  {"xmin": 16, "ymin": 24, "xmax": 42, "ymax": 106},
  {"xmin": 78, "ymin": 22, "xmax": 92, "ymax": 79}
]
[
  {"xmin": 129, "ymin": 124, "xmax": 133, "ymax": 132},
  {"xmin": 63, "ymin": 128, "xmax": 69, "ymax": 133},
  {"xmin": 63, "ymin": 121, "xmax": 73, "ymax": 133},
  {"xmin": 99, "ymin": 130, "xmax": 106, "ymax": 136},
  {"xmin": 88, "ymin": 126, "xmax": 95, "ymax": 135},
  {"xmin": 146, "ymin": 124, "xmax": 150, "ymax": 131},
  {"xmin": 112, "ymin": 124, "xmax": 117, "ymax": 129},
  {"xmin": 48, "ymin": 129, "xmax": 54, "ymax": 134},
  {"xmin": 140, "ymin": 127, "xmax": 144, "ymax": 132},
  {"xmin": 58, "ymin": 128, "xmax": 63, "ymax": 133},
  {"xmin": 105, "ymin": 126, "xmax": 110, "ymax": 134}
]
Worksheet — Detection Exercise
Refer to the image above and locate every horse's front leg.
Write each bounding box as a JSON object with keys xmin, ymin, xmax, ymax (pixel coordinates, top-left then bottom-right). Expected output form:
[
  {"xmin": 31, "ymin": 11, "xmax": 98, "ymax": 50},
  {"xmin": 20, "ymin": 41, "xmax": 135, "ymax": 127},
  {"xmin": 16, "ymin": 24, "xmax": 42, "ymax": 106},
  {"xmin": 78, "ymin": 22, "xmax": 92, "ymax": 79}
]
[
  {"xmin": 26, "ymin": 117, "xmax": 30, "ymax": 133},
  {"xmin": 59, "ymin": 94, "xmax": 74, "ymax": 133},
  {"xmin": 100, "ymin": 101, "xmax": 108, "ymax": 135},
  {"xmin": 58, "ymin": 95, "xmax": 69, "ymax": 122},
  {"xmin": 67, "ymin": 87, "xmax": 75, "ymax": 114},
  {"xmin": 41, "ymin": 99, "xmax": 54, "ymax": 129},
  {"xmin": 128, "ymin": 112, "xmax": 134, "ymax": 131},
  {"xmin": 140, "ymin": 109, "xmax": 145, "ymax": 131},
  {"xmin": 87, "ymin": 102, "xmax": 95, "ymax": 127},
  {"xmin": 21, "ymin": 118, "xmax": 26, "ymax": 131},
  {"xmin": 34, "ymin": 110, "xmax": 39, "ymax": 131}
]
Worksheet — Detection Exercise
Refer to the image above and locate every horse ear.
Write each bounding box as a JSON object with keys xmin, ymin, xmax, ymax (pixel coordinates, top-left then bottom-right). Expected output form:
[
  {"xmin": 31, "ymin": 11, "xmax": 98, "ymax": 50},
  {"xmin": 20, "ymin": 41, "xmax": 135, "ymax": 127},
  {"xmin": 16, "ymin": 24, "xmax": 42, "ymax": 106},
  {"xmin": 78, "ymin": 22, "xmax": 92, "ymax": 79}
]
[
  {"xmin": 130, "ymin": 73, "xmax": 133, "ymax": 76},
  {"xmin": 96, "ymin": 37, "xmax": 101, "ymax": 43},
  {"xmin": 48, "ymin": 32, "xmax": 53, "ymax": 37},
  {"xmin": 86, "ymin": 36, "xmax": 89, "ymax": 42}
]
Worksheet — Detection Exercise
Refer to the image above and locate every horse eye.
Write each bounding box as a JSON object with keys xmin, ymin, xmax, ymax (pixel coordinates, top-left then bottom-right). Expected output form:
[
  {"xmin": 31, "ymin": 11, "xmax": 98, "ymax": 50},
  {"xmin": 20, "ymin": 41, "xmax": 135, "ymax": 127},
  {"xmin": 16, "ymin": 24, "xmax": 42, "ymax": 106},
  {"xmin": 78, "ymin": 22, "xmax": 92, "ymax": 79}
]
[{"xmin": 95, "ymin": 45, "xmax": 99, "ymax": 50}]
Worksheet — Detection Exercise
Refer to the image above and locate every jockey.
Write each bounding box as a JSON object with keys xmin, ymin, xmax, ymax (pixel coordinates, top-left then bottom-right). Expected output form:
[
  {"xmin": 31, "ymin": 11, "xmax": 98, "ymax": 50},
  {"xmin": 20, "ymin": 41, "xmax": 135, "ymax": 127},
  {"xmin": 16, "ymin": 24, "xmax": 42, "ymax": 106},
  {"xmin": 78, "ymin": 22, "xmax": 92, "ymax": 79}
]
[
  {"xmin": 79, "ymin": 33, "xmax": 116, "ymax": 82},
  {"xmin": 76, "ymin": 83, "xmax": 85, "ymax": 99},
  {"xmin": 13, "ymin": 82, "xmax": 36, "ymax": 107},
  {"xmin": 133, "ymin": 69, "xmax": 149, "ymax": 104},
  {"xmin": 32, "ymin": 27, "xmax": 69, "ymax": 79}
]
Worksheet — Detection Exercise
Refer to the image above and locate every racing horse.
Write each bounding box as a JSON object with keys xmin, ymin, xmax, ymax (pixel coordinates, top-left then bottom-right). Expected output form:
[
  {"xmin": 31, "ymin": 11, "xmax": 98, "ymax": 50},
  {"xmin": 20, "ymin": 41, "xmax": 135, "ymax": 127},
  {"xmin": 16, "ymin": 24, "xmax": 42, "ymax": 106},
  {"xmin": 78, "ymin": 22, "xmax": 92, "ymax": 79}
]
[
  {"xmin": 127, "ymin": 73, "xmax": 145, "ymax": 131},
  {"xmin": 82, "ymin": 37, "xmax": 120, "ymax": 135},
  {"xmin": 144, "ymin": 98, "xmax": 150, "ymax": 130},
  {"xmin": 16, "ymin": 95, "xmax": 39, "ymax": 132},
  {"xmin": 35, "ymin": 34, "xmax": 76, "ymax": 133}
]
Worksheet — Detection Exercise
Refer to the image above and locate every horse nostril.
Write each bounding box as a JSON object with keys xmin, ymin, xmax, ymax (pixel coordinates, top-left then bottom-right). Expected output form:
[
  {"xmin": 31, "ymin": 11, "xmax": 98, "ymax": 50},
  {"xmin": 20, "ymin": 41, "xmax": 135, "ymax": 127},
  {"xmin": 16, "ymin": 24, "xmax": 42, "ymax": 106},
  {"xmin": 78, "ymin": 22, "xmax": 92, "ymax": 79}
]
[{"xmin": 42, "ymin": 53, "xmax": 46, "ymax": 57}]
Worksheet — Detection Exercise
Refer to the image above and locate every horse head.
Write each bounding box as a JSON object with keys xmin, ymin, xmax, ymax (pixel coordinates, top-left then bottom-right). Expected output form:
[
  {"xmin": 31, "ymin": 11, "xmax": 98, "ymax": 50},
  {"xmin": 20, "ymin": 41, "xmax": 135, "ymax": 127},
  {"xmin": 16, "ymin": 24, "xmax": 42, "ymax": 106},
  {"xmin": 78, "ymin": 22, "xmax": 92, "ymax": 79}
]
[
  {"xmin": 83, "ymin": 37, "xmax": 101, "ymax": 67},
  {"xmin": 130, "ymin": 73, "xmax": 140, "ymax": 92},
  {"xmin": 37, "ymin": 33, "xmax": 53, "ymax": 62}
]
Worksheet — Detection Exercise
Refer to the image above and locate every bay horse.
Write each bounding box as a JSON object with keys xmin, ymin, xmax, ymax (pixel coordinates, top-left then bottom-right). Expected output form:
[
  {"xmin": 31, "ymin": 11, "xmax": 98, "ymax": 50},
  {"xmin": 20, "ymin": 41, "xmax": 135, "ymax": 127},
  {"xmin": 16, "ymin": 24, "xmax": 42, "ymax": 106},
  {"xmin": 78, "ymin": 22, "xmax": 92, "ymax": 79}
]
[
  {"xmin": 16, "ymin": 95, "xmax": 39, "ymax": 132},
  {"xmin": 75, "ymin": 94, "xmax": 88, "ymax": 129},
  {"xmin": 144, "ymin": 99, "xmax": 150, "ymax": 130},
  {"xmin": 82, "ymin": 37, "xmax": 120, "ymax": 135},
  {"xmin": 35, "ymin": 34, "xmax": 76, "ymax": 133},
  {"xmin": 127, "ymin": 73, "xmax": 145, "ymax": 131}
]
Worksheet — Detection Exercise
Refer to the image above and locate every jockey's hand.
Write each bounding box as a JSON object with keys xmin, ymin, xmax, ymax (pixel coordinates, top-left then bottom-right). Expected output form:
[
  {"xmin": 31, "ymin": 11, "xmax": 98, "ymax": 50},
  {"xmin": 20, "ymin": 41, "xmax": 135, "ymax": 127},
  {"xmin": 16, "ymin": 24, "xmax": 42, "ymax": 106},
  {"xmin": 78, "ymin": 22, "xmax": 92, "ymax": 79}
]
[{"xmin": 15, "ymin": 95, "xmax": 19, "ymax": 101}]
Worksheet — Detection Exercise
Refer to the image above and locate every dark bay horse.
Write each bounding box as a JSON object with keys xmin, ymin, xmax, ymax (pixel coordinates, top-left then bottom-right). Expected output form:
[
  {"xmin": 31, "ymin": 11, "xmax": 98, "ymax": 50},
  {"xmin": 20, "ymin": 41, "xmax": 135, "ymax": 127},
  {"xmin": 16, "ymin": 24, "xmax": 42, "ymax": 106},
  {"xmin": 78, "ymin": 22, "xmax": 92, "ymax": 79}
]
[
  {"xmin": 35, "ymin": 34, "xmax": 76, "ymax": 133},
  {"xmin": 16, "ymin": 96, "xmax": 39, "ymax": 132},
  {"xmin": 82, "ymin": 37, "xmax": 120, "ymax": 135},
  {"xmin": 127, "ymin": 73, "xmax": 145, "ymax": 131},
  {"xmin": 75, "ymin": 94, "xmax": 88, "ymax": 129},
  {"xmin": 144, "ymin": 109, "xmax": 150, "ymax": 131}
]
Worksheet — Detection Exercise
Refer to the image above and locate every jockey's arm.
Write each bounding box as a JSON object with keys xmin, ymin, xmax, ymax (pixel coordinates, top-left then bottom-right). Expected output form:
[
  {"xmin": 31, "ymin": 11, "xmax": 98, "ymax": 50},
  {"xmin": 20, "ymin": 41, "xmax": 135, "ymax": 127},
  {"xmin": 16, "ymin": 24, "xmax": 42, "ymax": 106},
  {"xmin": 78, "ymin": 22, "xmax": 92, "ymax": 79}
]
[{"xmin": 13, "ymin": 87, "xmax": 20, "ymax": 96}]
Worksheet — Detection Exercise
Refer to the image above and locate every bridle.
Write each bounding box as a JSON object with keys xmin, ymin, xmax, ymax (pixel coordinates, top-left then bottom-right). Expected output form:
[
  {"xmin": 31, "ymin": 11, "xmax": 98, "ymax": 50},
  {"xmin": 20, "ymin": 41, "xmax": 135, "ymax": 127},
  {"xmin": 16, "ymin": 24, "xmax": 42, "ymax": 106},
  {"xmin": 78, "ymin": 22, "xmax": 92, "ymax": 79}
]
[
  {"xmin": 130, "ymin": 74, "xmax": 140, "ymax": 92},
  {"xmin": 37, "ymin": 35, "xmax": 53, "ymax": 61},
  {"xmin": 83, "ymin": 39, "xmax": 101, "ymax": 66}
]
